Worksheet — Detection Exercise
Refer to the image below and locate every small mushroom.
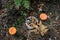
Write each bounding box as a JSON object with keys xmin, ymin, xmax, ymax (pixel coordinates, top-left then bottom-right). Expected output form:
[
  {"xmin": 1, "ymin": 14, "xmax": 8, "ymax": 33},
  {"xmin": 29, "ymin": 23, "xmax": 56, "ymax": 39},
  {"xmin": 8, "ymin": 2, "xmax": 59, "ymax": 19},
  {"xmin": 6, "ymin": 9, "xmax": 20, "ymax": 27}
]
[
  {"xmin": 39, "ymin": 13, "xmax": 48, "ymax": 20},
  {"xmin": 9, "ymin": 27, "xmax": 17, "ymax": 35}
]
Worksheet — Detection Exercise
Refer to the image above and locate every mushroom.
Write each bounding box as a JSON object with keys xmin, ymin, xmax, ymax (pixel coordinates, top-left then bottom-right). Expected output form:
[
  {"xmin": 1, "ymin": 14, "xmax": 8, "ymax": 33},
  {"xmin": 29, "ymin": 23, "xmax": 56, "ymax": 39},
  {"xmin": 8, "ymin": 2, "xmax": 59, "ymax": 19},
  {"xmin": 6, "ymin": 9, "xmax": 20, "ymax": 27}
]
[
  {"xmin": 39, "ymin": 13, "xmax": 48, "ymax": 20},
  {"xmin": 9, "ymin": 27, "xmax": 17, "ymax": 35}
]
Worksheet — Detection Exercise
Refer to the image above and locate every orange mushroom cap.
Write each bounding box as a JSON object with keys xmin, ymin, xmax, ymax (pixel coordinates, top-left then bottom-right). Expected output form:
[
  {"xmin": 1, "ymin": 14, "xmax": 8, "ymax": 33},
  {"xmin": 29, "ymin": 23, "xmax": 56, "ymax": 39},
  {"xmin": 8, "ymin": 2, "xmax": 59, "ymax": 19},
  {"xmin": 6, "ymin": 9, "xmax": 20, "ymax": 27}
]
[
  {"xmin": 9, "ymin": 27, "xmax": 17, "ymax": 35},
  {"xmin": 40, "ymin": 13, "xmax": 48, "ymax": 20}
]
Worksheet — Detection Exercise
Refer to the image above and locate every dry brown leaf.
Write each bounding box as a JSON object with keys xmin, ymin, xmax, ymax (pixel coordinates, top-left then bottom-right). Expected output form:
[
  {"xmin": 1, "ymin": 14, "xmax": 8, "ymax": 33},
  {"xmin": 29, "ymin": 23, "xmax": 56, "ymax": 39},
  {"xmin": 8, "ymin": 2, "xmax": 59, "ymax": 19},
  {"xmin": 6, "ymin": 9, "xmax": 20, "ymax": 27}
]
[
  {"xmin": 29, "ymin": 21, "xmax": 48, "ymax": 36},
  {"xmin": 32, "ymin": 17, "xmax": 38, "ymax": 25},
  {"xmin": 39, "ymin": 21, "xmax": 49, "ymax": 36},
  {"xmin": 40, "ymin": 29, "xmax": 48, "ymax": 36},
  {"xmin": 30, "ymin": 23, "xmax": 40, "ymax": 31}
]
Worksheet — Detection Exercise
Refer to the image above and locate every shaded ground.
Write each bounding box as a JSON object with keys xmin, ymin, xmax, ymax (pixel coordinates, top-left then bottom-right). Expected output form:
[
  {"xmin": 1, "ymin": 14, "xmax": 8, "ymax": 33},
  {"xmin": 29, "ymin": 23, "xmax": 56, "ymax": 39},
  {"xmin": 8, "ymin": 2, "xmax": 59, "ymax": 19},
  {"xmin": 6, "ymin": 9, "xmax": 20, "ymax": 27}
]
[{"xmin": 0, "ymin": 0, "xmax": 60, "ymax": 40}]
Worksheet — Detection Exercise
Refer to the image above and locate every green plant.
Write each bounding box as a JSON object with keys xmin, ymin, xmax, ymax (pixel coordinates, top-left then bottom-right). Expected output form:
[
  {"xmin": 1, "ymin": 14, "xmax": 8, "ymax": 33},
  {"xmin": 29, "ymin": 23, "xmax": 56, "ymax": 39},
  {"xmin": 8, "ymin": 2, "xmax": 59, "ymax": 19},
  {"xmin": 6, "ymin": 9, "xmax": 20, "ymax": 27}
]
[
  {"xmin": 14, "ymin": 0, "xmax": 30, "ymax": 9},
  {"xmin": 6, "ymin": 2, "xmax": 13, "ymax": 10},
  {"xmin": 6, "ymin": 0, "xmax": 30, "ymax": 26},
  {"xmin": 15, "ymin": 18, "xmax": 25, "ymax": 26}
]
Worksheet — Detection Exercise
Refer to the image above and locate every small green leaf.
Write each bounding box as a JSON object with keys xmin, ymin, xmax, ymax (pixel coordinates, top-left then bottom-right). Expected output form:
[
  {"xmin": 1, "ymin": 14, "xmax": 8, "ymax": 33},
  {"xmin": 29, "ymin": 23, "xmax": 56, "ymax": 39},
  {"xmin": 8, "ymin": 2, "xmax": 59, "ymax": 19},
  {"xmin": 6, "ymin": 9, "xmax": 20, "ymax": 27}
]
[
  {"xmin": 20, "ymin": 11, "xmax": 24, "ymax": 15},
  {"xmin": 15, "ymin": 18, "xmax": 25, "ymax": 26},
  {"xmin": 6, "ymin": 2, "xmax": 12, "ymax": 10},
  {"xmin": 20, "ymin": 11, "xmax": 27, "ymax": 16},
  {"xmin": 23, "ymin": 12, "xmax": 27, "ymax": 16},
  {"xmin": 14, "ymin": 0, "xmax": 30, "ymax": 9},
  {"xmin": 23, "ymin": 0, "xmax": 30, "ymax": 9},
  {"xmin": 15, "ymin": 21, "xmax": 20, "ymax": 25},
  {"xmin": 19, "ymin": 18, "xmax": 25, "ymax": 23},
  {"xmin": 14, "ymin": 0, "xmax": 22, "ymax": 8}
]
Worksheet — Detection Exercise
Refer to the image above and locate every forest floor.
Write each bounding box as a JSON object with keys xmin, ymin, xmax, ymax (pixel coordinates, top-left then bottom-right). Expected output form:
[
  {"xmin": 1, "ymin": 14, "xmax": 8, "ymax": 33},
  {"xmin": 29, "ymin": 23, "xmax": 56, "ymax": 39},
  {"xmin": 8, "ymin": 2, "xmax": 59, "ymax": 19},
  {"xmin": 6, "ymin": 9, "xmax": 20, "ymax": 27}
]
[{"xmin": 0, "ymin": 0, "xmax": 60, "ymax": 40}]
